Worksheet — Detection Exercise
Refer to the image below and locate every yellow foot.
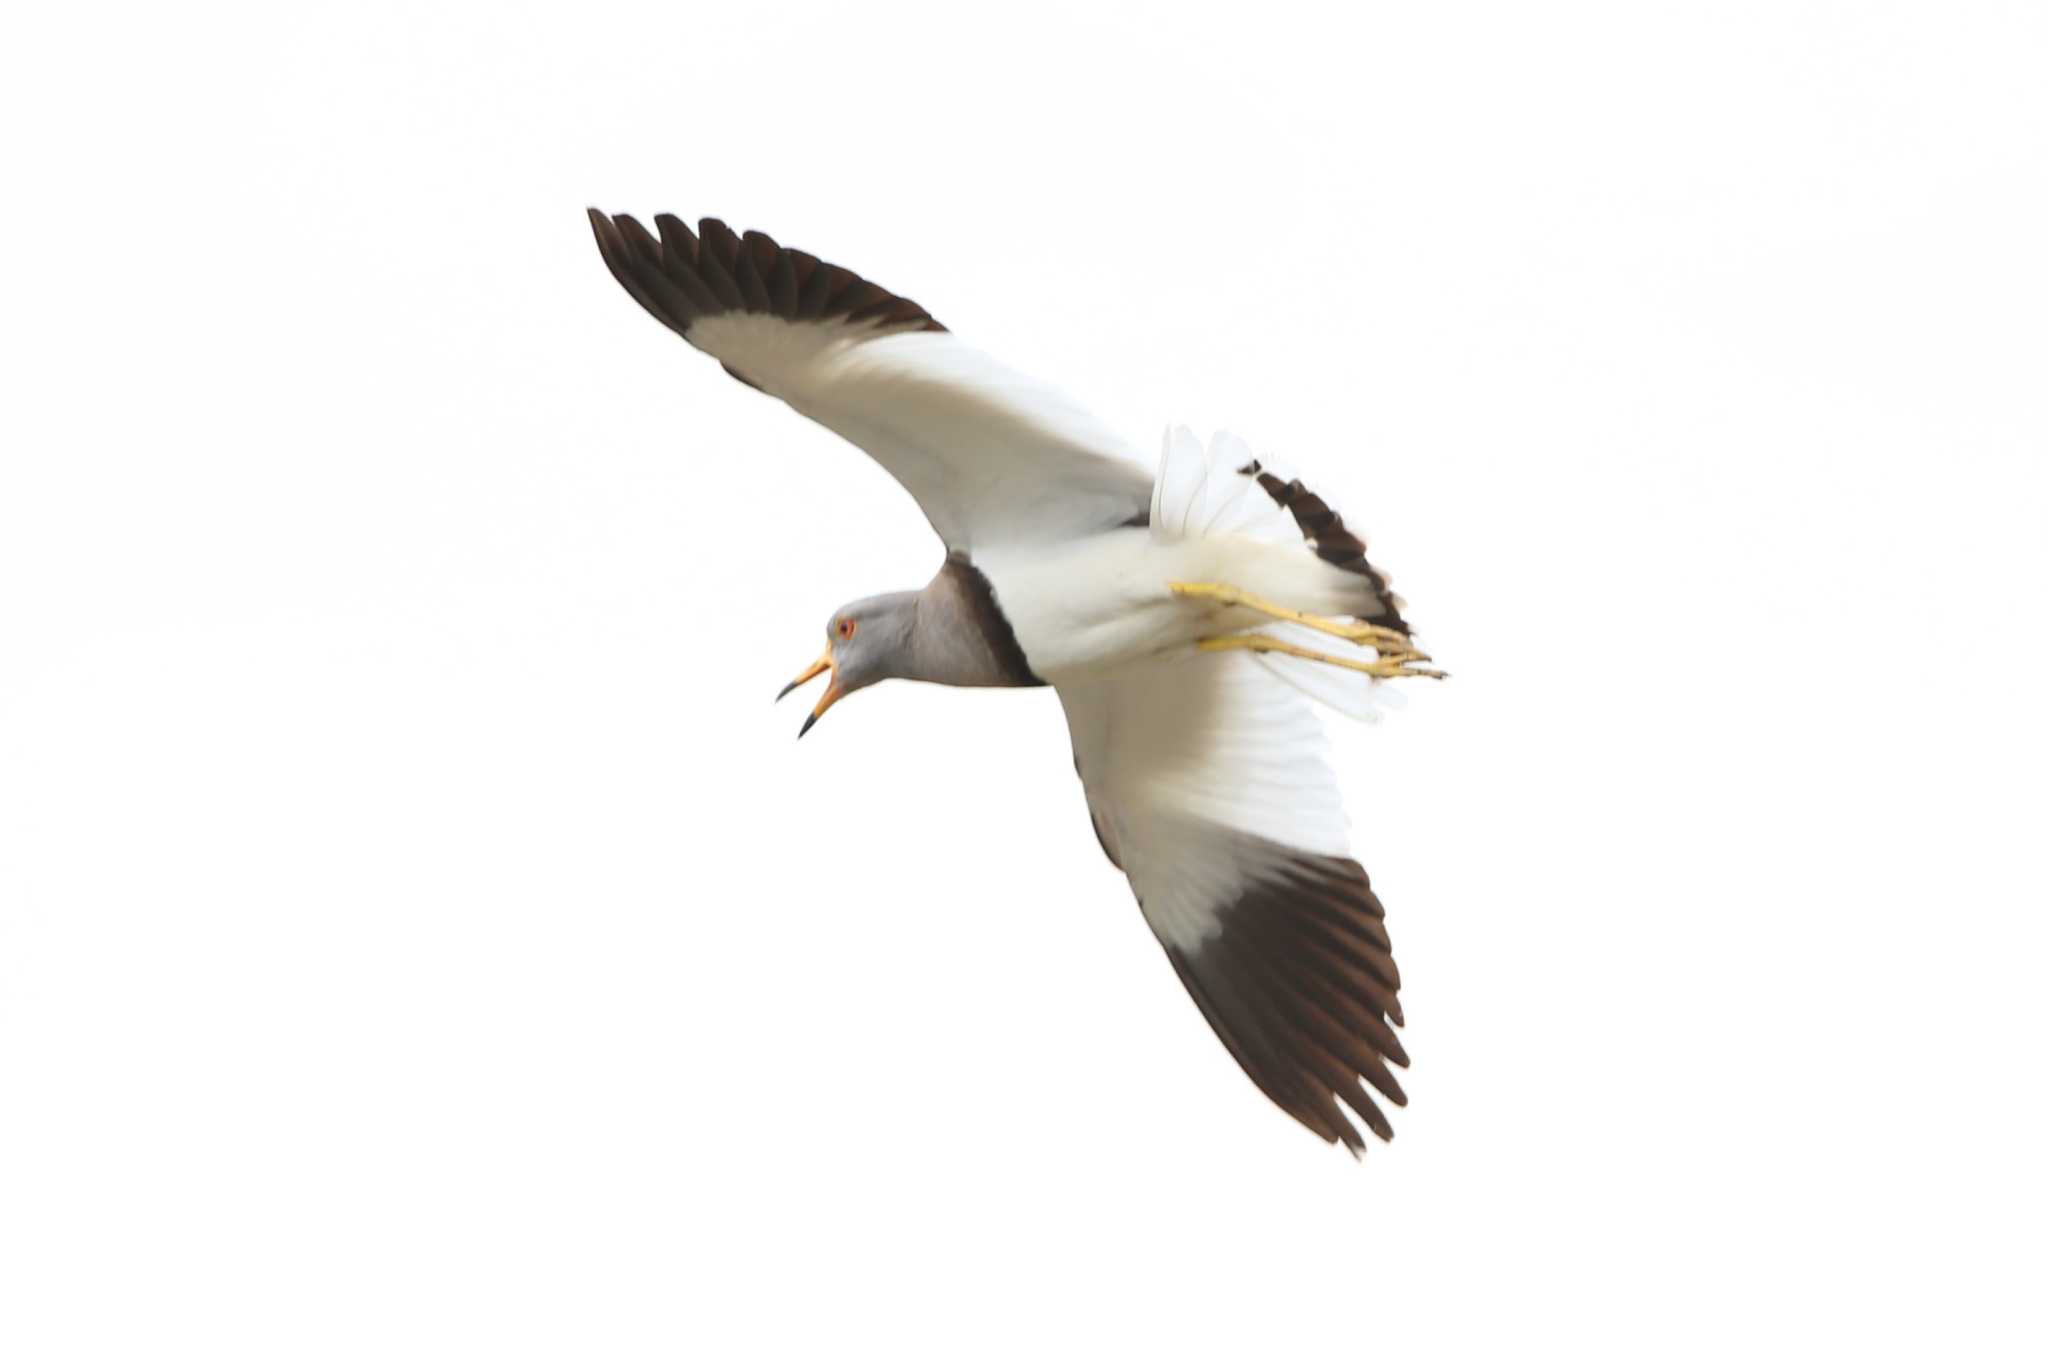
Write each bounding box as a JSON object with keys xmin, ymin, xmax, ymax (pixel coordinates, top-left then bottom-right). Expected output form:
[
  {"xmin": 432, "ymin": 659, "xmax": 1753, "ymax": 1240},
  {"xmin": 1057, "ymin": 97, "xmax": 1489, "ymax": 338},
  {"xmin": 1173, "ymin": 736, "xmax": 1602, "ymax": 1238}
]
[
  {"xmin": 1197, "ymin": 632, "xmax": 1448, "ymax": 680},
  {"xmin": 1169, "ymin": 581, "xmax": 1430, "ymax": 660}
]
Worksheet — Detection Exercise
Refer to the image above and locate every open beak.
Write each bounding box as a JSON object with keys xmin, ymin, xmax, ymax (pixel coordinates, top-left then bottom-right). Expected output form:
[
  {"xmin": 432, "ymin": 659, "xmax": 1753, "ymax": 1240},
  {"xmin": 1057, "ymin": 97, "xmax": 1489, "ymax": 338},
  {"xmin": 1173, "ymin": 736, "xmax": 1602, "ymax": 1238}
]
[{"xmin": 775, "ymin": 647, "xmax": 843, "ymax": 738}]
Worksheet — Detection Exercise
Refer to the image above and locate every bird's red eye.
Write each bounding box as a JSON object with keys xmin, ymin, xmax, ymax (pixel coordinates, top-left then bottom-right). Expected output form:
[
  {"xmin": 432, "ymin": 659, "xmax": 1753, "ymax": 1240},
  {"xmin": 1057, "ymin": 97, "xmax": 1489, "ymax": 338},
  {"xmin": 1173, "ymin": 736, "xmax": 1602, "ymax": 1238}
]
[{"xmin": 838, "ymin": 619, "xmax": 856, "ymax": 640}]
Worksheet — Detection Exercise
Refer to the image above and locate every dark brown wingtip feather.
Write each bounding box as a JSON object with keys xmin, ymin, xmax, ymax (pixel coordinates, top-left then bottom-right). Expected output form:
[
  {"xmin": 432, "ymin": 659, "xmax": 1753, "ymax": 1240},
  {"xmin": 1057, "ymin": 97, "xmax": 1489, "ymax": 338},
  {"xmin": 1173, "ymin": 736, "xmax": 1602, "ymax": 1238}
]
[
  {"xmin": 613, "ymin": 212, "xmax": 662, "ymax": 264},
  {"xmin": 689, "ymin": 219, "xmax": 746, "ymax": 309},
  {"xmin": 825, "ymin": 276, "xmax": 890, "ymax": 318},
  {"xmin": 586, "ymin": 209, "xmax": 627, "ymax": 283},
  {"xmin": 1166, "ymin": 940, "xmax": 1358, "ymax": 1151},
  {"xmin": 1249, "ymin": 470, "xmax": 1412, "ymax": 635},
  {"xmin": 1164, "ymin": 846, "xmax": 1409, "ymax": 1154},
  {"xmin": 695, "ymin": 216, "xmax": 741, "ymax": 264},
  {"xmin": 588, "ymin": 209, "xmax": 690, "ymax": 337},
  {"xmin": 742, "ymin": 229, "xmax": 782, "ymax": 276},
  {"xmin": 652, "ymin": 213, "xmax": 701, "ymax": 263},
  {"xmin": 586, "ymin": 209, "xmax": 951, "ymax": 343},
  {"xmin": 731, "ymin": 240, "xmax": 774, "ymax": 311},
  {"xmin": 796, "ymin": 262, "xmax": 848, "ymax": 321},
  {"xmin": 750, "ymin": 232, "xmax": 800, "ymax": 314}
]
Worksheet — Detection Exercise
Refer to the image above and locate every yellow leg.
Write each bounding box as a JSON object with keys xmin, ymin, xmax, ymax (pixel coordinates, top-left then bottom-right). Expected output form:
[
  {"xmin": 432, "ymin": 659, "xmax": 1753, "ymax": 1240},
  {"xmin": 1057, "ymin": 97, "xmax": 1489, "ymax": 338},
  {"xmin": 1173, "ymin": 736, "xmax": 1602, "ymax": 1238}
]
[
  {"xmin": 1169, "ymin": 581, "xmax": 1429, "ymax": 659},
  {"xmin": 1197, "ymin": 632, "xmax": 1448, "ymax": 680}
]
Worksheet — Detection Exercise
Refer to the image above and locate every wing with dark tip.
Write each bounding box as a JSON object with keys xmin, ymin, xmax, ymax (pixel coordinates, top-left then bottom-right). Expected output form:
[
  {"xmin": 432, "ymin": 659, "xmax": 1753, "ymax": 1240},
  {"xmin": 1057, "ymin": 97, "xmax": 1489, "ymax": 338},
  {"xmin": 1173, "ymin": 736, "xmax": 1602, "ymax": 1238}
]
[
  {"xmin": 1057, "ymin": 649, "xmax": 1409, "ymax": 1155},
  {"xmin": 588, "ymin": 210, "xmax": 1154, "ymax": 552}
]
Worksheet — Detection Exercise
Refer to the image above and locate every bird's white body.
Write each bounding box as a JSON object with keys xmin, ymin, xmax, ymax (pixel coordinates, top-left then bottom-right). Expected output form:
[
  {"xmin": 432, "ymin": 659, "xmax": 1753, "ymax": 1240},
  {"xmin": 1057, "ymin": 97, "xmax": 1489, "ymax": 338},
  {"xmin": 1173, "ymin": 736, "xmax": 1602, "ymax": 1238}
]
[
  {"xmin": 590, "ymin": 210, "xmax": 1424, "ymax": 1154},
  {"xmin": 978, "ymin": 512, "xmax": 1366, "ymax": 684},
  {"xmin": 980, "ymin": 426, "xmax": 1402, "ymax": 727},
  {"xmin": 976, "ymin": 528, "xmax": 1324, "ymax": 679}
]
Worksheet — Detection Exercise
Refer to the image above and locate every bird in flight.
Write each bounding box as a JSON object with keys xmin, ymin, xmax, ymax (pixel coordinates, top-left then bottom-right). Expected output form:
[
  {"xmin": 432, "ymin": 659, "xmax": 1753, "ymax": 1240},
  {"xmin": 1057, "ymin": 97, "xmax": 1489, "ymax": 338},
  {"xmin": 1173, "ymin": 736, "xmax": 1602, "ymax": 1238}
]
[{"xmin": 587, "ymin": 210, "xmax": 1441, "ymax": 1154}]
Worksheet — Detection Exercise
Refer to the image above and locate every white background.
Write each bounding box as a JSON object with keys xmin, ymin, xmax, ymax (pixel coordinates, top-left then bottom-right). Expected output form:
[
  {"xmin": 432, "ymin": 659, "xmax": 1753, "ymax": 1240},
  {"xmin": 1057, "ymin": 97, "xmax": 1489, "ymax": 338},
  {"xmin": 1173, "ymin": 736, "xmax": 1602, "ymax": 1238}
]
[{"xmin": 3, "ymin": 2, "xmax": 2044, "ymax": 1360}]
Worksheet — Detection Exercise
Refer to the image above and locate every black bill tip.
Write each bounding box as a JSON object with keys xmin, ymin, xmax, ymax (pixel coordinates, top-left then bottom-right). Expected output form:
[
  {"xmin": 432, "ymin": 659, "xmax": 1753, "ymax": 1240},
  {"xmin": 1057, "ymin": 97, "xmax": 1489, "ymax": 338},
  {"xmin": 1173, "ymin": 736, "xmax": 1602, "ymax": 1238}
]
[{"xmin": 797, "ymin": 713, "xmax": 818, "ymax": 739}]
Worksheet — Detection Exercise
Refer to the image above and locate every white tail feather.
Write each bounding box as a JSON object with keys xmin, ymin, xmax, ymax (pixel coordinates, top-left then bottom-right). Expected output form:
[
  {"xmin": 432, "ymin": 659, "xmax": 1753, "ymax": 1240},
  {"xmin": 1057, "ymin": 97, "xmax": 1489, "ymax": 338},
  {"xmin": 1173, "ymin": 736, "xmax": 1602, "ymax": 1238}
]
[
  {"xmin": 1150, "ymin": 426, "xmax": 1298, "ymax": 547},
  {"xmin": 1152, "ymin": 427, "xmax": 1405, "ymax": 723},
  {"xmin": 1245, "ymin": 621, "xmax": 1406, "ymax": 723}
]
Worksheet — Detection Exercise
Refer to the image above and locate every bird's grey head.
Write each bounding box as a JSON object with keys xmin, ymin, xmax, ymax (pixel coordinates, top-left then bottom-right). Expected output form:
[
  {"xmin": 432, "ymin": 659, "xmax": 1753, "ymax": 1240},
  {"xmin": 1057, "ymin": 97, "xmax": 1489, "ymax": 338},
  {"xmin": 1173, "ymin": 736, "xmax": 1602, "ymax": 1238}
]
[{"xmin": 775, "ymin": 592, "xmax": 918, "ymax": 737}]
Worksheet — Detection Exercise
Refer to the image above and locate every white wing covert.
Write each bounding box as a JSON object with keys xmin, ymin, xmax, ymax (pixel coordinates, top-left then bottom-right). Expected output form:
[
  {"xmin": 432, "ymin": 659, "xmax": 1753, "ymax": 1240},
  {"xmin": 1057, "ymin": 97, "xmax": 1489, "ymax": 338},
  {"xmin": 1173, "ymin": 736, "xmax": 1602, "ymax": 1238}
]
[
  {"xmin": 589, "ymin": 211, "xmax": 1154, "ymax": 552},
  {"xmin": 1058, "ymin": 650, "xmax": 1410, "ymax": 1154}
]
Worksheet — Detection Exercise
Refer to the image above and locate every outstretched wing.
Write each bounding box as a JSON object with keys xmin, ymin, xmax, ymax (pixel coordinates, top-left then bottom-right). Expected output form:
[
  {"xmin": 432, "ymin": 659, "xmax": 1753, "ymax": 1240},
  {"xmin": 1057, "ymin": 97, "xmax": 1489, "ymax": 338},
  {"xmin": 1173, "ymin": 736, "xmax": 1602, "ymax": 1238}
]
[
  {"xmin": 1058, "ymin": 650, "xmax": 1408, "ymax": 1154},
  {"xmin": 588, "ymin": 211, "xmax": 1154, "ymax": 552}
]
